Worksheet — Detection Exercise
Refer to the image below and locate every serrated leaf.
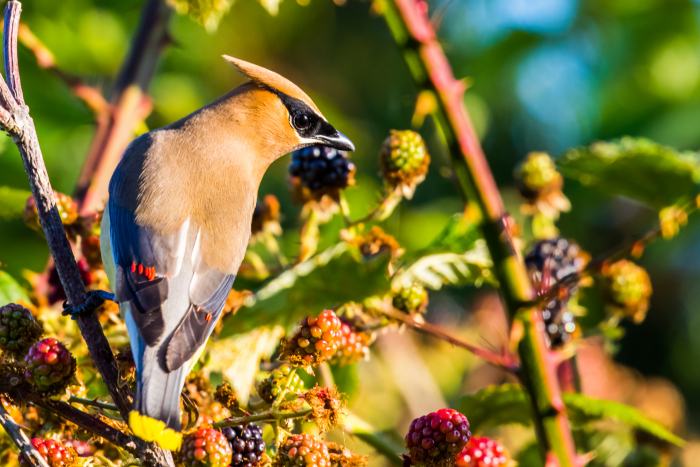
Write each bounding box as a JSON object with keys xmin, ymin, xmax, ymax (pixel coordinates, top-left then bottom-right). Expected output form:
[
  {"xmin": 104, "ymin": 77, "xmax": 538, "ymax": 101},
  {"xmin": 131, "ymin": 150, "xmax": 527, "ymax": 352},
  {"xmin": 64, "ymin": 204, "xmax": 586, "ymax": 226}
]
[
  {"xmin": 220, "ymin": 243, "xmax": 391, "ymax": 338},
  {"xmin": 457, "ymin": 384, "xmax": 532, "ymax": 433},
  {"xmin": 457, "ymin": 384, "xmax": 685, "ymax": 447},
  {"xmin": 0, "ymin": 186, "xmax": 30, "ymax": 221},
  {"xmin": 563, "ymin": 393, "xmax": 685, "ymax": 447},
  {"xmin": 0, "ymin": 270, "xmax": 30, "ymax": 304},
  {"xmin": 425, "ymin": 213, "xmax": 482, "ymax": 255},
  {"xmin": 208, "ymin": 326, "xmax": 285, "ymax": 404},
  {"xmin": 558, "ymin": 137, "xmax": 700, "ymax": 209},
  {"xmin": 392, "ymin": 240, "xmax": 494, "ymax": 291}
]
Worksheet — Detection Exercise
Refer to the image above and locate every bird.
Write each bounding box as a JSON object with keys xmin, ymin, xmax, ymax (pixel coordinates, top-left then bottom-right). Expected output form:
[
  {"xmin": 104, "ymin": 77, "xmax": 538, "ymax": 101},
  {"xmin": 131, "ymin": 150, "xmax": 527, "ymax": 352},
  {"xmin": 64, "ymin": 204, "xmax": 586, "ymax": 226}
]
[{"xmin": 99, "ymin": 56, "xmax": 354, "ymax": 449}]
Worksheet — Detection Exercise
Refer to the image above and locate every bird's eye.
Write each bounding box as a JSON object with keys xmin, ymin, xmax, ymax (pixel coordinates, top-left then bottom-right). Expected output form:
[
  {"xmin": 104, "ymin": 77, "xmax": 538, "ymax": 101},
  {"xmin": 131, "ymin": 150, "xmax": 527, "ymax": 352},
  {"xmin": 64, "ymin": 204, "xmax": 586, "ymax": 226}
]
[{"xmin": 293, "ymin": 114, "xmax": 311, "ymax": 130}]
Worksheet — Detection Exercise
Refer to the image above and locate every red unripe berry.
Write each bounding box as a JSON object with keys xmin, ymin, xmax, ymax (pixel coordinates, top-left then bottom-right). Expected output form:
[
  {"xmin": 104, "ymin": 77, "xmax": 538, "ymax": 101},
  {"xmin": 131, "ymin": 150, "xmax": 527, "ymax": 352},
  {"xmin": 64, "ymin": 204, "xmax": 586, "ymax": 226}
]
[
  {"xmin": 405, "ymin": 409, "xmax": 471, "ymax": 464},
  {"xmin": 19, "ymin": 438, "xmax": 75, "ymax": 467},
  {"xmin": 456, "ymin": 437, "xmax": 509, "ymax": 467},
  {"xmin": 180, "ymin": 427, "xmax": 232, "ymax": 467},
  {"xmin": 24, "ymin": 338, "xmax": 75, "ymax": 393}
]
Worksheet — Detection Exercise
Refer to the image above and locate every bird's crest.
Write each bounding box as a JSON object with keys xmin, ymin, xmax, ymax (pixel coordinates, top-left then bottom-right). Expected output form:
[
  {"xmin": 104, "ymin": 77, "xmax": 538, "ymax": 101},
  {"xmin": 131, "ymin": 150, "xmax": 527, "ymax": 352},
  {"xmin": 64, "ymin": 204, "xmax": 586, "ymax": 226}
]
[{"xmin": 223, "ymin": 55, "xmax": 322, "ymax": 115}]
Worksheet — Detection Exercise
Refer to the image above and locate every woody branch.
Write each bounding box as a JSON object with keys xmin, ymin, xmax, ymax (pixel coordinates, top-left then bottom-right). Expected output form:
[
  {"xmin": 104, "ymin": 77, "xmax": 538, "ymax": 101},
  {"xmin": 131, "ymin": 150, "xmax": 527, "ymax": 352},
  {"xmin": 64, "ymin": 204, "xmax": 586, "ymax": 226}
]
[{"xmin": 0, "ymin": 2, "xmax": 173, "ymax": 466}]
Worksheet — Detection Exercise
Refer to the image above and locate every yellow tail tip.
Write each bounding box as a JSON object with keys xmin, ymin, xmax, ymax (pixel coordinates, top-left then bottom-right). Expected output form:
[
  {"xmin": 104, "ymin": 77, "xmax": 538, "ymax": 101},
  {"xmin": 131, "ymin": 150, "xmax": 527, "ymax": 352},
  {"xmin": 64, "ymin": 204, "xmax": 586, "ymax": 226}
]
[{"xmin": 128, "ymin": 411, "xmax": 182, "ymax": 451}]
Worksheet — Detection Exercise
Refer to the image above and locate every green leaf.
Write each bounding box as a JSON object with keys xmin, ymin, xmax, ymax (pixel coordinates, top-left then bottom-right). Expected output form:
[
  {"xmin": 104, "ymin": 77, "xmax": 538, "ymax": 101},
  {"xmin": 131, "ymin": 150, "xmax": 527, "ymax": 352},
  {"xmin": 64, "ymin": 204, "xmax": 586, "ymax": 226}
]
[
  {"xmin": 0, "ymin": 270, "xmax": 30, "ymax": 304},
  {"xmin": 563, "ymin": 393, "xmax": 685, "ymax": 447},
  {"xmin": 515, "ymin": 442, "xmax": 544, "ymax": 467},
  {"xmin": 558, "ymin": 137, "xmax": 700, "ymax": 209},
  {"xmin": 220, "ymin": 243, "xmax": 391, "ymax": 337},
  {"xmin": 424, "ymin": 213, "xmax": 482, "ymax": 255},
  {"xmin": 0, "ymin": 186, "xmax": 30, "ymax": 221},
  {"xmin": 457, "ymin": 384, "xmax": 532, "ymax": 433},
  {"xmin": 392, "ymin": 240, "xmax": 494, "ymax": 291},
  {"xmin": 457, "ymin": 385, "xmax": 684, "ymax": 447}
]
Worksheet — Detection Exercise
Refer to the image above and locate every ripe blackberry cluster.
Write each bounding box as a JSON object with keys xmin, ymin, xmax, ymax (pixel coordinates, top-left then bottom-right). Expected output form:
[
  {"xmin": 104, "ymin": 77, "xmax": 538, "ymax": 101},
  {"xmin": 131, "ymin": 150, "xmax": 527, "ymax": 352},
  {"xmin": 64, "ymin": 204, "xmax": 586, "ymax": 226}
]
[
  {"xmin": 380, "ymin": 130, "xmax": 430, "ymax": 197},
  {"xmin": 392, "ymin": 283, "xmax": 428, "ymax": 315},
  {"xmin": 0, "ymin": 303, "xmax": 43, "ymax": 357},
  {"xmin": 405, "ymin": 409, "xmax": 471, "ymax": 464},
  {"xmin": 181, "ymin": 428, "xmax": 233, "ymax": 467},
  {"xmin": 281, "ymin": 310, "xmax": 342, "ymax": 367},
  {"xmin": 601, "ymin": 260, "xmax": 652, "ymax": 323},
  {"xmin": 24, "ymin": 338, "xmax": 75, "ymax": 393},
  {"xmin": 289, "ymin": 146, "xmax": 355, "ymax": 194},
  {"xmin": 331, "ymin": 320, "xmax": 370, "ymax": 366},
  {"xmin": 524, "ymin": 238, "xmax": 587, "ymax": 348},
  {"xmin": 221, "ymin": 424, "xmax": 266, "ymax": 467},
  {"xmin": 276, "ymin": 433, "xmax": 330, "ymax": 467},
  {"xmin": 19, "ymin": 438, "xmax": 75, "ymax": 467},
  {"xmin": 258, "ymin": 365, "xmax": 305, "ymax": 403},
  {"xmin": 456, "ymin": 437, "xmax": 509, "ymax": 467}
]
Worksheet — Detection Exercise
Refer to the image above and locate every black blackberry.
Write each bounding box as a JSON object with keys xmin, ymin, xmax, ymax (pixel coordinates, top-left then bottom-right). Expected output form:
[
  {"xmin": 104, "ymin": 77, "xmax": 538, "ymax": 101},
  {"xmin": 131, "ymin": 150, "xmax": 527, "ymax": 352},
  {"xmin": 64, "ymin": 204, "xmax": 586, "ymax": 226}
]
[
  {"xmin": 525, "ymin": 238, "xmax": 587, "ymax": 348},
  {"xmin": 289, "ymin": 146, "xmax": 355, "ymax": 192},
  {"xmin": 221, "ymin": 424, "xmax": 266, "ymax": 467}
]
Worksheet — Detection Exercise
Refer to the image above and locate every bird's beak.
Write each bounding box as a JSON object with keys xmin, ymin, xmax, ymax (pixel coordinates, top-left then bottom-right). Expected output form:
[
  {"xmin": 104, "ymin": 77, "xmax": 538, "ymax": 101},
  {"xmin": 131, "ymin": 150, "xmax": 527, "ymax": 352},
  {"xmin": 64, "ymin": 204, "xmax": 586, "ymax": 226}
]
[{"xmin": 315, "ymin": 131, "xmax": 355, "ymax": 152}]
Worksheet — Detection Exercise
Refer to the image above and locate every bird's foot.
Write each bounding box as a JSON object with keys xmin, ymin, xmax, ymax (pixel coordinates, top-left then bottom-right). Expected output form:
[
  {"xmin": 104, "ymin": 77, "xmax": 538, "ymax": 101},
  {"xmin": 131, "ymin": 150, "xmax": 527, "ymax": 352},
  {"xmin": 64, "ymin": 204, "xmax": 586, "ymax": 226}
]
[{"xmin": 62, "ymin": 290, "xmax": 116, "ymax": 319}]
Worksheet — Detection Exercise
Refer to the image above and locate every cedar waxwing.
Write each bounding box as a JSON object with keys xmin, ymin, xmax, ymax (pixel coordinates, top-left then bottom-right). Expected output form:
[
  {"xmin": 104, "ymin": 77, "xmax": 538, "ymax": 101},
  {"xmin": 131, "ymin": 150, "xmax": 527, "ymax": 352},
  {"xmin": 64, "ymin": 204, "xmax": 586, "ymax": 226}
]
[{"xmin": 100, "ymin": 56, "xmax": 354, "ymax": 449}]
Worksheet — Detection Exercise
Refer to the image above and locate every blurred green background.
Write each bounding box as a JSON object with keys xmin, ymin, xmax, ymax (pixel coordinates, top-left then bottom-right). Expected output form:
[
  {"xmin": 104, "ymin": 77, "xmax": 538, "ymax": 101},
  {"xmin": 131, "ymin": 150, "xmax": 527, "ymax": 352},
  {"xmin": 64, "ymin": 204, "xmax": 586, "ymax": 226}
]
[{"xmin": 2, "ymin": 0, "xmax": 700, "ymax": 464}]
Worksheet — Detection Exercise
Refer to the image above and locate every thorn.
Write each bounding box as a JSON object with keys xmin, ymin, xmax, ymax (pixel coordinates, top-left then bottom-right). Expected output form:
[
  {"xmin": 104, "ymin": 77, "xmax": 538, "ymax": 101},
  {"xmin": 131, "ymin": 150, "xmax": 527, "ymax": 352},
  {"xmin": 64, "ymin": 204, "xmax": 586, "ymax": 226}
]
[
  {"xmin": 206, "ymin": 313, "xmax": 212, "ymax": 323},
  {"xmin": 131, "ymin": 263, "xmax": 136, "ymax": 272}
]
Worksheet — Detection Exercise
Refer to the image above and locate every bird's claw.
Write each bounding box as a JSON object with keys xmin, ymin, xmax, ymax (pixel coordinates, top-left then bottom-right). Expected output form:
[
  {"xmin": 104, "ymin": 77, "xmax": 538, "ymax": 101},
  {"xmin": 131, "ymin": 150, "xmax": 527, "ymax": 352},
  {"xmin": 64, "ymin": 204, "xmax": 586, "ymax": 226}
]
[{"xmin": 62, "ymin": 290, "xmax": 116, "ymax": 319}]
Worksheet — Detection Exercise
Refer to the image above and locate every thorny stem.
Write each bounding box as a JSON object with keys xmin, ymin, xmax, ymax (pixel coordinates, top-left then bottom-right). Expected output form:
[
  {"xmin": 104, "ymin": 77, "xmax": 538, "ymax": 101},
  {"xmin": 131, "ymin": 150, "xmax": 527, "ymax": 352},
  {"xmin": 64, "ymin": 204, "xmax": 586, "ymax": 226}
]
[
  {"xmin": 0, "ymin": 401, "xmax": 50, "ymax": 467},
  {"xmin": 75, "ymin": 0, "xmax": 172, "ymax": 214},
  {"xmin": 0, "ymin": 3, "xmax": 173, "ymax": 466},
  {"xmin": 212, "ymin": 408, "xmax": 313, "ymax": 429},
  {"xmin": 374, "ymin": 0, "xmax": 577, "ymax": 464},
  {"xmin": 381, "ymin": 307, "xmax": 519, "ymax": 372},
  {"xmin": 68, "ymin": 396, "xmax": 120, "ymax": 413}
]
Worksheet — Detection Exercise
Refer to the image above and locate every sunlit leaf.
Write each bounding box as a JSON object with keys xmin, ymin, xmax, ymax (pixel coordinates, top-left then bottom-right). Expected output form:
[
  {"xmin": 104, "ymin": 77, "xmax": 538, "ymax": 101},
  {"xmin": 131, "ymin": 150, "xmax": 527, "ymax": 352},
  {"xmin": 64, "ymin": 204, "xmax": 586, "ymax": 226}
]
[
  {"xmin": 220, "ymin": 243, "xmax": 391, "ymax": 337},
  {"xmin": 458, "ymin": 384, "xmax": 684, "ymax": 447},
  {"xmin": 423, "ymin": 213, "xmax": 482, "ymax": 255},
  {"xmin": 208, "ymin": 326, "xmax": 285, "ymax": 404},
  {"xmin": 457, "ymin": 384, "xmax": 531, "ymax": 433},
  {"xmin": 393, "ymin": 240, "xmax": 494, "ymax": 291},
  {"xmin": 564, "ymin": 393, "xmax": 685, "ymax": 447},
  {"xmin": 0, "ymin": 270, "xmax": 30, "ymax": 304},
  {"xmin": 0, "ymin": 186, "xmax": 30, "ymax": 221},
  {"xmin": 558, "ymin": 137, "xmax": 700, "ymax": 209}
]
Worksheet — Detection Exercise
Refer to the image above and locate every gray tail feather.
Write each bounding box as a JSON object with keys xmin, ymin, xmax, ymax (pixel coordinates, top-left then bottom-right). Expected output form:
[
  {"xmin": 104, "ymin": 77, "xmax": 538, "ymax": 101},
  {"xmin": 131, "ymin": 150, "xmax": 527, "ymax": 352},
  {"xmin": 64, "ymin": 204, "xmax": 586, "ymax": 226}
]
[{"xmin": 134, "ymin": 346, "xmax": 187, "ymax": 431}]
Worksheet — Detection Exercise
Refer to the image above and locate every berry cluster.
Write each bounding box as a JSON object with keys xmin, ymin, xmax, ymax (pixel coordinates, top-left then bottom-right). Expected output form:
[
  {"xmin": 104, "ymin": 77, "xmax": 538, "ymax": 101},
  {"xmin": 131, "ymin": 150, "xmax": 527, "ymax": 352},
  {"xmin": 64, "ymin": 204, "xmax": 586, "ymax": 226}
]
[
  {"xmin": 281, "ymin": 310, "xmax": 342, "ymax": 367},
  {"xmin": 276, "ymin": 433, "xmax": 330, "ymax": 467},
  {"xmin": 258, "ymin": 365, "xmax": 305, "ymax": 403},
  {"xmin": 331, "ymin": 320, "xmax": 370, "ymax": 366},
  {"xmin": 514, "ymin": 152, "xmax": 562, "ymax": 203},
  {"xmin": 525, "ymin": 238, "xmax": 587, "ymax": 348},
  {"xmin": 601, "ymin": 259, "xmax": 652, "ymax": 323},
  {"xmin": 289, "ymin": 146, "xmax": 355, "ymax": 196},
  {"xmin": 63, "ymin": 439, "xmax": 94, "ymax": 457},
  {"xmin": 380, "ymin": 130, "xmax": 430, "ymax": 198},
  {"xmin": 23, "ymin": 191, "xmax": 79, "ymax": 232},
  {"xmin": 405, "ymin": 409, "xmax": 471, "ymax": 464},
  {"xmin": 221, "ymin": 424, "xmax": 266, "ymax": 467},
  {"xmin": 456, "ymin": 437, "xmax": 509, "ymax": 467},
  {"xmin": 181, "ymin": 428, "xmax": 233, "ymax": 467},
  {"xmin": 0, "ymin": 303, "xmax": 43, "ymax": 357},
  {"xmin": 251, "ymin": 194, "xmax": 281, "ymax": 238},
  {"xmin": 19, "ymin": 438, "xmax": 75, "ymax": 467},
  {"xmin": 80, "ymin": 211, "xmax": 103, "ymax": 268},
  {"xmin": 392, "ymin": 283, "xmax": 429, "ymax": 315},
  {"xmin": 24, "ymin": 338, "xmax": 75, "ymax": 393}
]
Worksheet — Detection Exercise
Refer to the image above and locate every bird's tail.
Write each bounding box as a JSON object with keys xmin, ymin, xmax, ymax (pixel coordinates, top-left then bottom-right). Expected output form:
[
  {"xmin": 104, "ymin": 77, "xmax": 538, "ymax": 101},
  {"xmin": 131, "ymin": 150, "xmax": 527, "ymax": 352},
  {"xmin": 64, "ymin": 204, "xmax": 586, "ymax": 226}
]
[{"xmin": 128, "ymin": 346, "xmax": 185, "ymax": 451}]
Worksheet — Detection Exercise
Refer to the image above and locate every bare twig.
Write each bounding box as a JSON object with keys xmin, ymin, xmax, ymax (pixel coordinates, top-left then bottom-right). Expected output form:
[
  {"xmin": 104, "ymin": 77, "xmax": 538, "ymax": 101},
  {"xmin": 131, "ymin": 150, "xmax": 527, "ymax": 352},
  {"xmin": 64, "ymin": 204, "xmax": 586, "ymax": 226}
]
[
  {"xmin": 0, "ymin": 3, "xmax": 173, "ymax": 465},
  {"xmin": 381, "ymin": 307, "xmax": 520, "ymax": 372},
  {"xmin": 375, "ymin": 0, "xmax": 578, "ymax": 463},
  {"xmin": 75, "ymin": 0, "xmax": 172, "ymax": 214},
  {"xmin": 0, "ymin": 402, "xmax": 50, "ymax": 467}
]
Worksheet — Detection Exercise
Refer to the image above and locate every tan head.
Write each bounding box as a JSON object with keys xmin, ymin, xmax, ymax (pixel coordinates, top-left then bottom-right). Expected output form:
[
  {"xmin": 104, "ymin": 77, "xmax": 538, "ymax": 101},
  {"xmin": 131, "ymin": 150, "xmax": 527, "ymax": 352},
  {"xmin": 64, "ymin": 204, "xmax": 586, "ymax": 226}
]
[{"xmin": 222, "ymin": 55, "xmax": 354, "ymax": 155}]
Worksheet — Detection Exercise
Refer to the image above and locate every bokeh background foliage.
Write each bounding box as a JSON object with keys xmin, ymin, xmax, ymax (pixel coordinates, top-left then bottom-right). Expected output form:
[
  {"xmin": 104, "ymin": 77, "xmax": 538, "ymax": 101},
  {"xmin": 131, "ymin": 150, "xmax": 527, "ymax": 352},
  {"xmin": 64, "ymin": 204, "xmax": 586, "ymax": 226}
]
[{"xmin": 3, "ymin": 0, "xmax": 700, "ymax": 465}]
